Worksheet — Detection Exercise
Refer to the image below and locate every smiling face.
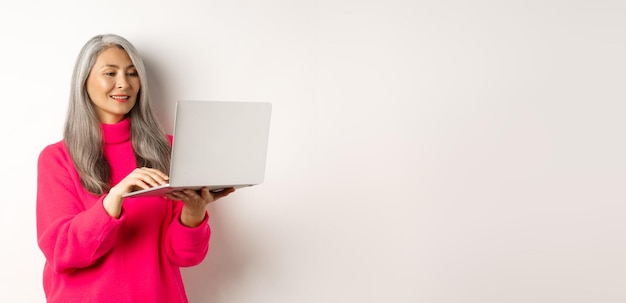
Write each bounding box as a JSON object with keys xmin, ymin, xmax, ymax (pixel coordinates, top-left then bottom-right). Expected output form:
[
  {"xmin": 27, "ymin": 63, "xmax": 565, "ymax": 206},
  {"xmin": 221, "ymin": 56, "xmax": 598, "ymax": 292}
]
[{"xmin": 86, "ymin": 46, "xmax": 140, "ymax": 124}]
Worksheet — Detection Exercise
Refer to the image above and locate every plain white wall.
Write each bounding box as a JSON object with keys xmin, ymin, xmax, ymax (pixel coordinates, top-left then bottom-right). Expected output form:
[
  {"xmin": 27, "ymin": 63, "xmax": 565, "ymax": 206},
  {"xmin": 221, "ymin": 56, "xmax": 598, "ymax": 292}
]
[{"xmin": 2, "ymin": 0, "xmax": 626, "ymax": 302}]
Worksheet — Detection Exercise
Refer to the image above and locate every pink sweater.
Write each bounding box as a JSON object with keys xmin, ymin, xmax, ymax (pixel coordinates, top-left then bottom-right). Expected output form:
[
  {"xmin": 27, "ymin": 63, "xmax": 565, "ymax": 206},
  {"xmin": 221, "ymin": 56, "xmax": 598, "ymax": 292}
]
[{"xmin": 36, "ymin": 118, "xmax": 210, "ymax": 303}]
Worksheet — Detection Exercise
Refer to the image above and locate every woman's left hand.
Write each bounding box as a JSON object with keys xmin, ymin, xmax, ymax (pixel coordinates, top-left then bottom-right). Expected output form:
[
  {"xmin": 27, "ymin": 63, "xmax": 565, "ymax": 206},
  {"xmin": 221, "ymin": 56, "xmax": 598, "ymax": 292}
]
[{"xmin": 166, "ymin": 187, "xmax": 235, "ymax": 227}]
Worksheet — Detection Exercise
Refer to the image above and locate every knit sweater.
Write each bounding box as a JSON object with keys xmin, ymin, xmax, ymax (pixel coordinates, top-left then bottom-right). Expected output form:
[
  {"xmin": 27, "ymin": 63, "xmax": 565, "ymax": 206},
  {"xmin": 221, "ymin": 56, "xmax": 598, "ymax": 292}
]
[{"xmin": 36, "ymin": 118, "xmax": 210, "ymax": 303}]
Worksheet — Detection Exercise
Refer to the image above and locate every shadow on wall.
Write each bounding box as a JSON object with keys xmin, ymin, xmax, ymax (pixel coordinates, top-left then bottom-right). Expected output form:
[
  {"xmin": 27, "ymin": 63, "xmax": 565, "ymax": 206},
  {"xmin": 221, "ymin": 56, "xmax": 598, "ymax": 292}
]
[
  {"xmin": 143, "ymin": 55, "xmax": 175, "ymax": 133},
  {"xmin": 182, "ymin": 204, "xmax": 250, "ymax": 302}
]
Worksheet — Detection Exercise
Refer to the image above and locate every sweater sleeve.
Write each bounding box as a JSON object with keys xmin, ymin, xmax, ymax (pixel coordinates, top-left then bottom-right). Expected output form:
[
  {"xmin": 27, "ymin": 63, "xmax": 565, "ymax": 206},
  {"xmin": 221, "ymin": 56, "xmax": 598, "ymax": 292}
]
[
  {"xmin": 164, "ymin": 201, "xmax": 211, "ymax": 267},
  {"xmin": 163, "ymin": 133, "xmax": 211, "ymax": 267},
  {"xmin": 36, "ymin": 144, "xmax": 124, "ymax": 274}
]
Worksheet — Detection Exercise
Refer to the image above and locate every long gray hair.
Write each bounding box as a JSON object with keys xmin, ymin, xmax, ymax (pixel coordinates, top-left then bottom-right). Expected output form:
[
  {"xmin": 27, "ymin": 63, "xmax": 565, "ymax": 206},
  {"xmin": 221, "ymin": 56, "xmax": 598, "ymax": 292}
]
[{"xmin": 64, "ymin": 34, "xmax": 171, "ymax": 194}]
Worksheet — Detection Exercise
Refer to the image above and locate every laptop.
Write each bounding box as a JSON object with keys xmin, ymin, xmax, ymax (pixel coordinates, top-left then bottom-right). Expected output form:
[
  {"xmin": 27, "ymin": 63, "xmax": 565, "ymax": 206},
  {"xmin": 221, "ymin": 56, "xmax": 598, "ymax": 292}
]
[{"xmin": 122, "ymin": 100, "xmax": 272, "ymax": 198}]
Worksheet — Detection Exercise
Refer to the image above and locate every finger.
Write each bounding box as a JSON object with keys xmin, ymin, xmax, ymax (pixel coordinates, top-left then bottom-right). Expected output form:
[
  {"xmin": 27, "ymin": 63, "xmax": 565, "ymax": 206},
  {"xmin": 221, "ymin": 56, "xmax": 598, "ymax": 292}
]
[
  {"xmin": 166, "ymin": 190, "xmax": 187, "ymax": 201},
  {"xmin": 211, "ymin": 187, "xmax": 235, "ymax": 200},
  {"xmin": 139, "ymin": 167, "xmax": 168, "ymax": 177},
  {"xmin": 151, "ymin": 169, "xmax": 170, "ymax": 181},
  {"xmin": 135, "ymin": 174, "xmax": 161, "ymax": 188},
  {"xmin": 137, "ymin": 167, "xmax": 169, "ymax": 184},
  {"xmin": 133, "ymin": 168, "xmax": 169, "ymax": 186},
  {"xmin": 165, "ymin": 193, "xmax": 181, "ymax": 200},
  {"xmin": 131, "ymin": 179, "xmax": 153, "ymax": 190},
  {"xmin": 199, "ymin": 187, "xmax": 211, "ymax": 199},
  {"xmin": 183, "ymin": 189, "xmax": 200, "ymax": 196},
  {"xmin": 177, "ymin": 189, "xmax": 204, "ymax": 203}
]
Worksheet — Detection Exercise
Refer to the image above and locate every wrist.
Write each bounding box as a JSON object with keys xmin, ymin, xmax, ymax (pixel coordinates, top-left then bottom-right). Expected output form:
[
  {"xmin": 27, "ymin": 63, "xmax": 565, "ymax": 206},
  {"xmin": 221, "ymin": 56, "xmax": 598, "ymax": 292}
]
[
  {"xmin": 103, "ymin": 193, "xmax": 123, "ymax": 219},
  {"xmin": 180, "ymin": 209, "xmax": 206, "ymax": 227}
]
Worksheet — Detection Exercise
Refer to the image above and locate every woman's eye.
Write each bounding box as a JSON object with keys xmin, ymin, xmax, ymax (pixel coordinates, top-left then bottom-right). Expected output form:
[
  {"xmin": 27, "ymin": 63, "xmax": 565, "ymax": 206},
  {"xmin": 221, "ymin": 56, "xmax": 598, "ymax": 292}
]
[
  {"xmin": 105, "ymin": 72, "xmax": 116, "ymax": 77},
  {"xmin": 128, "ymin": 72, "xmax": 139, "ymax": 77}
]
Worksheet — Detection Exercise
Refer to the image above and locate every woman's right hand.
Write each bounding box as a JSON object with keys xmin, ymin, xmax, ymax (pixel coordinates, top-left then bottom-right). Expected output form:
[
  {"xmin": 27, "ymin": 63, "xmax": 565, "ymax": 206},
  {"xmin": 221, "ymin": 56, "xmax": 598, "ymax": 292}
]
[{"xmin": 103, "ymin": 167, "xmax": 170, "ymax": 218}]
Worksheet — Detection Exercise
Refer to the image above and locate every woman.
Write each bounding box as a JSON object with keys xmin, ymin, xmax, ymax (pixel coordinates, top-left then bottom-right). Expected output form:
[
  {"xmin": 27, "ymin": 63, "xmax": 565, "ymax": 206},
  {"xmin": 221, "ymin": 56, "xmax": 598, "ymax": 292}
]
[{"xmin": 36, "ymin": 34, "xmax": 234, "ymax": 302}]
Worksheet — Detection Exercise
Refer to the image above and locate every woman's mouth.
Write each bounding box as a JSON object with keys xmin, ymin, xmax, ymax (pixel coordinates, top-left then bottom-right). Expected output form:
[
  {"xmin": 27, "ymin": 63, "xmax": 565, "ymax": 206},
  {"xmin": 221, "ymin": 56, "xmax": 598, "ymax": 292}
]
[{"xmin": 111, "ymin": 95, "xmax": 130, "ymax": 102}]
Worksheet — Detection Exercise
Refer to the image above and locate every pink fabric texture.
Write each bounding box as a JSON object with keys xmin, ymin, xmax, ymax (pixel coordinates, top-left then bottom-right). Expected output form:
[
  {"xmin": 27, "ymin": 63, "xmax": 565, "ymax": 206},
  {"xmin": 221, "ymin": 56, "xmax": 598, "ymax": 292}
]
[{"xmin": 36, "ymin": 118, "xmax": 210, "ymax": 303}]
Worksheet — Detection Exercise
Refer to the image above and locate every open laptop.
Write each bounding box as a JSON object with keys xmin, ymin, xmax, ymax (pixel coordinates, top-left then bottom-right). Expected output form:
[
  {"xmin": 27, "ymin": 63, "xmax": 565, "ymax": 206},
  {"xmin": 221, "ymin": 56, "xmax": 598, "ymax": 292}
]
[{"xmin": 122, "ymin": 100, "xmax": 272, "ymax": 198}]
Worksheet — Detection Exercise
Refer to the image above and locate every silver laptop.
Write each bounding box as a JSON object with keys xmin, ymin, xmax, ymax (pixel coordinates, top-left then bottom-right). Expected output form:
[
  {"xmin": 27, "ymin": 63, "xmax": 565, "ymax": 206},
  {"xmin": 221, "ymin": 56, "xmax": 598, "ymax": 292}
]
[{"xmin": 122, "ymin": 100, "xmax": 272, "ymax": 198}]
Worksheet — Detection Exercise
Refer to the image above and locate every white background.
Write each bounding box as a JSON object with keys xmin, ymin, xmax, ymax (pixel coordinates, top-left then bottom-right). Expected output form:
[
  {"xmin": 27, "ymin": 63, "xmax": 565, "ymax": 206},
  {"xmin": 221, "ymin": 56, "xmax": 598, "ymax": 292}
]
[{"xmin": 1, "ymin": 0, "xmax": 625, "ymax": 302}]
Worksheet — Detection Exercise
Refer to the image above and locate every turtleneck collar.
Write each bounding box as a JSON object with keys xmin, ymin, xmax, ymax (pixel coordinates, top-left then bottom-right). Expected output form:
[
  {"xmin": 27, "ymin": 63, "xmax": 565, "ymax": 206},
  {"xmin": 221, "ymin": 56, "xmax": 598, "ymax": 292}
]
[{"xmin": 101, "ymin": 117, "xmax": 131, "ymax": 144}]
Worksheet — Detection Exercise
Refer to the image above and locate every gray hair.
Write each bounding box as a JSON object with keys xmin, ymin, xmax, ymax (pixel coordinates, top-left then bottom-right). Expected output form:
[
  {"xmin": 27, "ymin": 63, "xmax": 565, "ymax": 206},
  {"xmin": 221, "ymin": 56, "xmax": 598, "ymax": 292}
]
[{"xmin": 64, "ymin": 34, "xmax": 171, "ymax": 194}]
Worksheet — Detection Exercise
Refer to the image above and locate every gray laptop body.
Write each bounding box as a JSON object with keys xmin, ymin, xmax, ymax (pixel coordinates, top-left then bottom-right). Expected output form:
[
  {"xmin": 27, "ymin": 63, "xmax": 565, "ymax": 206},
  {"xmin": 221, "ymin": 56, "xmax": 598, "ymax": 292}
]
[{"xmin": 122, "ymin": 100, "xmax": 272, "ymax": 198}]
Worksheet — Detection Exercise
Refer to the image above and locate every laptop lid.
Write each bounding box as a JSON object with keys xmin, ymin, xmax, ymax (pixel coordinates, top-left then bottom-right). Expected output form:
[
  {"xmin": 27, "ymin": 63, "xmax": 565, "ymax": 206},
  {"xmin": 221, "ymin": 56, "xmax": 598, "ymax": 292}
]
[{"xmin": 122, "ymin": 100, "xmax": 272, "ymax": 198}]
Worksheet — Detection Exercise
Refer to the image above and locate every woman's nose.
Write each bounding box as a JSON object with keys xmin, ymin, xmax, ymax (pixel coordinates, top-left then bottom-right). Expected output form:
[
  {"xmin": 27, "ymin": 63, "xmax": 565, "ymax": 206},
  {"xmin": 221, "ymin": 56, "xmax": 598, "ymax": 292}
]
[{"xmin": 116, "ymin": 76, "xmax": 130, "ymax": 88}]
